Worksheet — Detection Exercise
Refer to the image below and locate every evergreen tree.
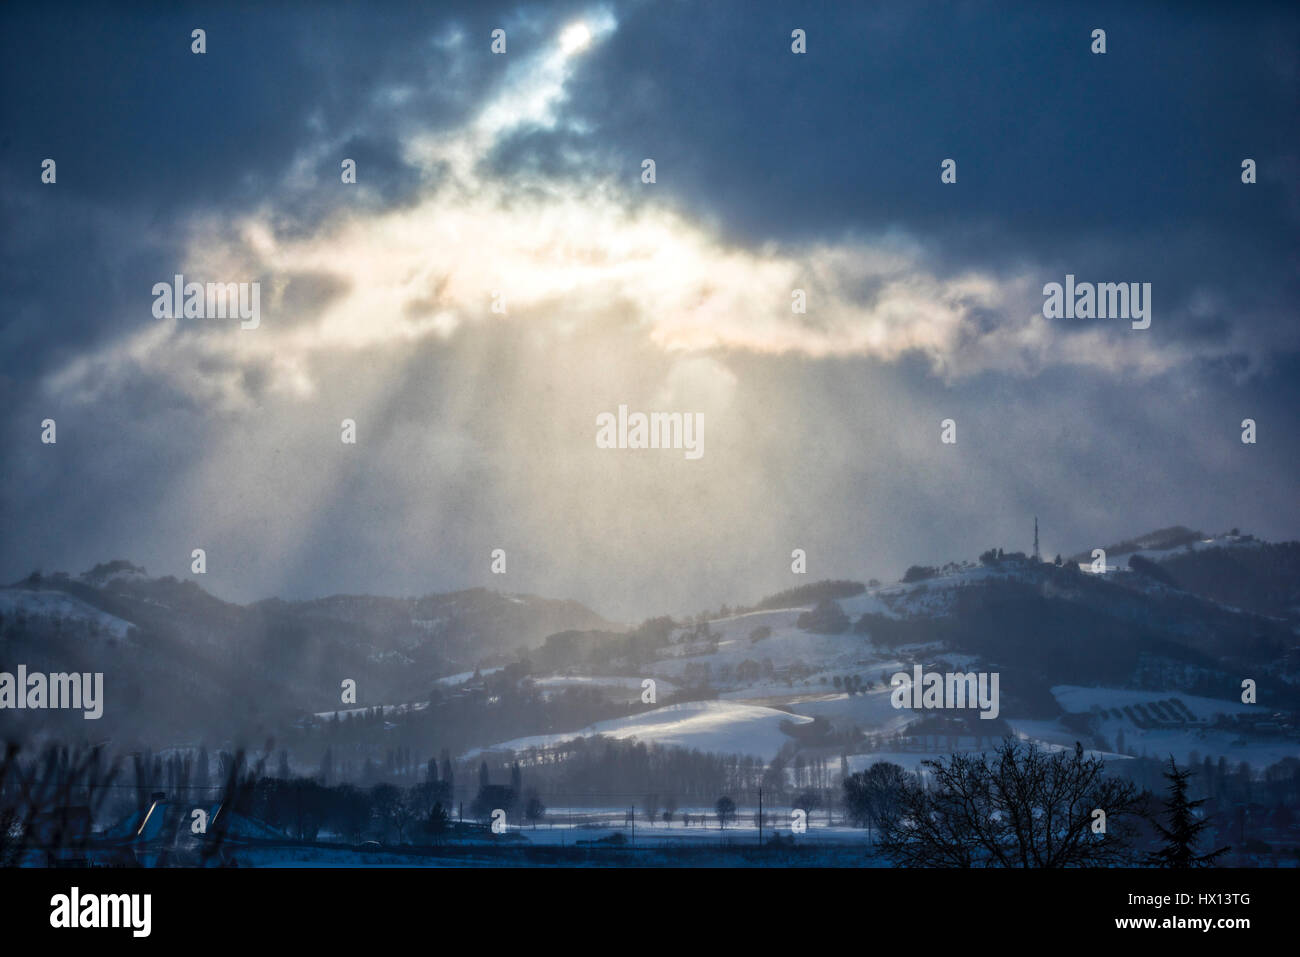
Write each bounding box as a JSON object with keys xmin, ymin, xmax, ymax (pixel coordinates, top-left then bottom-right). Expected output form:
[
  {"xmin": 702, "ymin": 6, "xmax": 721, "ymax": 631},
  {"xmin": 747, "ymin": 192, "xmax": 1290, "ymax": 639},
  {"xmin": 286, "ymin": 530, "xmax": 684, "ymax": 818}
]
[
  {"xmin": 524, "ymin": 792, "xmax": 546, "ymax": 827},
  {"xmin": 440, "ymin": 749, "xmax": 454, "ymax": 790},
  {"xmin": 1146, "ymin": 757, "xmax": 1229, "ymax": 868},
  {"xmin": 427, "ymin": 801, "xmax": 451, "ymax": 839}
]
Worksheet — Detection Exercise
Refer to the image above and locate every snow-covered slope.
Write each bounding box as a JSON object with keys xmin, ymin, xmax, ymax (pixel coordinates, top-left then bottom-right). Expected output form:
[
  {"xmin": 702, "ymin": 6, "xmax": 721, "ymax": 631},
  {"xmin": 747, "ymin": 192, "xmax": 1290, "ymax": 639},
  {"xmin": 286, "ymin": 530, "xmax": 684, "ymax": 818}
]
[
  {"xmin": 472, "ymin": 700, "xmax": 813, "ymax": 761},
  {"xmin": 0, "ymin": 588, "xmax": 134, "ymax": 639}
]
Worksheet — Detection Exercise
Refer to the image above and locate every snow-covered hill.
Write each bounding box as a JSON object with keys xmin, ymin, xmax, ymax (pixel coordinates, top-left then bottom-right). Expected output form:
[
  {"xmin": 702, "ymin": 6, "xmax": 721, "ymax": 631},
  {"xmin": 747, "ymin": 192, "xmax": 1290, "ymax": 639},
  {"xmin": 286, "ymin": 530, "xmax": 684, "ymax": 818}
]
[
  {"xmin": 0, "ymin": 588, "xmax": 134, "ymax": 640},
  {"xmin": 472, "ymin": 700, "xmax": 813, "ymax": 761}
]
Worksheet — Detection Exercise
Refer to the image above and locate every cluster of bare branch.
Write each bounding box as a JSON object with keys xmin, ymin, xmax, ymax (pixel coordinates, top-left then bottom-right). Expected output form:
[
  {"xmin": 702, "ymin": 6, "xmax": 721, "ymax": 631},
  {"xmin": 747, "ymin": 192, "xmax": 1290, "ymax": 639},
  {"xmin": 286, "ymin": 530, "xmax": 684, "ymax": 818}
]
[
  {"xmin": 878, "ymin": 738, "xmax": 1143, "ymax": 867},
  {"xmin": 0, "ymin": 741, "xmax": 122, "ymax": 866}
]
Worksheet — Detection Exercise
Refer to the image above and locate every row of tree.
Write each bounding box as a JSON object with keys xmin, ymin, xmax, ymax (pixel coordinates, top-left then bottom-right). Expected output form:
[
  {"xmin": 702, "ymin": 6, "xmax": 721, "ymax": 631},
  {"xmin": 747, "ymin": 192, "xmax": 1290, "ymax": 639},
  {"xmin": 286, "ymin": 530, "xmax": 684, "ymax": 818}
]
[{"xmin": 840, "ymin": 738, "xmax": 1228, "ymax": 867}]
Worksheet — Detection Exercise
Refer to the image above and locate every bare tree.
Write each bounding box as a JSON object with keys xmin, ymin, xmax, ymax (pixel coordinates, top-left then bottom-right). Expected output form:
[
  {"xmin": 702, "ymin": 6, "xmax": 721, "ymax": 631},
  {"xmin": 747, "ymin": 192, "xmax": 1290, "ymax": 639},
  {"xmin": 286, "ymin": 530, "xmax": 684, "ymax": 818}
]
[
  {"xmin": 0, "ymin": 742, "xmax": 123, "ymax": 867},
  {"xmin": 524, "ymin": 792, "xmax": 546, "ymax": 828},
  {"xmin": 879, "ymin": 738, "xmax": 1142, "ymax": 867},
  {"xmin": 715, "ymin": 795, "xmax": 736, "ymax": 830},
  {"xmin": 391, "ymin": 791, "xmax": 417, "ymax": 844},
  {"xmin": 369, "ymin": 783, "xmax": 400, "ymax": 842},
  {"xmin": 843, "ymin": 761, "xmax": 909, "ymax": 842}
]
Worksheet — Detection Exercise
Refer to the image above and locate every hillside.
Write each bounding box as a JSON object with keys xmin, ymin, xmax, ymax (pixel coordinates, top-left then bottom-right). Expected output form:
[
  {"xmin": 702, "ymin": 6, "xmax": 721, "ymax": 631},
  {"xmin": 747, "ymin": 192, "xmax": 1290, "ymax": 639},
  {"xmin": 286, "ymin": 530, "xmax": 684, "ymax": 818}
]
[
  {"xmin": 3, "ymin": 528, "xmax": 1297, "ymax": 776},
  {"xmin": 0, "ymin": 565, "xmax": 612, "ymax": 746}
]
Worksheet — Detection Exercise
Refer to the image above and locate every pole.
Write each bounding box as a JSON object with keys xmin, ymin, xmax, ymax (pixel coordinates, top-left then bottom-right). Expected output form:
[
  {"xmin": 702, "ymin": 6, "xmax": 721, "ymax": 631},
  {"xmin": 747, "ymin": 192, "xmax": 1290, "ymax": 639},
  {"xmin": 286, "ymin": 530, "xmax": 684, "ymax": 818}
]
[{"xmin": 758, "ymin": 787, "xmax": 763, "ymax": 846}]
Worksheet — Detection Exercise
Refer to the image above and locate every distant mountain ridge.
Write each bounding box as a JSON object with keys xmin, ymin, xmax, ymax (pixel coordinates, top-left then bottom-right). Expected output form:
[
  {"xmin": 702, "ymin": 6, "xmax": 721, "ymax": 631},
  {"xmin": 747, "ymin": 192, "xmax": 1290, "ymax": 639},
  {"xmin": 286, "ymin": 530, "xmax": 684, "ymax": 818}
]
[
  {"xmin": 0, "ymin": 564, "xmax": 613, "ymax": 744},
  {"xmin": 3, "ymin": 527, "xmax": 1296, "ymax": 751}
]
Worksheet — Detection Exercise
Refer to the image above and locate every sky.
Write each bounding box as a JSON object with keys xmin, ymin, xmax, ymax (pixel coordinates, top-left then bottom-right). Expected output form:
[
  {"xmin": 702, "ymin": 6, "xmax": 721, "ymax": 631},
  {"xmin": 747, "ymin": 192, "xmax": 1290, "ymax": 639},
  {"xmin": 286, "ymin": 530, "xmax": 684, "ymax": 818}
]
[{"xmin": 1, "ymin": 0, "xmax": 1297, "ymax": 621}]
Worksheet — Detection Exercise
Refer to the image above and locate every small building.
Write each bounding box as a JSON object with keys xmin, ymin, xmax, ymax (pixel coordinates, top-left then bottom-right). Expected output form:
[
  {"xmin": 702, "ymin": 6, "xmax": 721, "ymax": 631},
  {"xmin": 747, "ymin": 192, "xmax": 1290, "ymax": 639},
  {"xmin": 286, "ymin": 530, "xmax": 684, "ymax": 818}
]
[{"xmin": 98, "ymin": 792, "xmax": 287, "ymax": 866}]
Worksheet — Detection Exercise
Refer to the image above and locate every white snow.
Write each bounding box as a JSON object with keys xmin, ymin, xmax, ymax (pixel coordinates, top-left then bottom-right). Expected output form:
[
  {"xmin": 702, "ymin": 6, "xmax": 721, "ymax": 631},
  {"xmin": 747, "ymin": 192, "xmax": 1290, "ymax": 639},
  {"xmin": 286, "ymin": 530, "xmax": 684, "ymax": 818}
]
[
  {"xmin": 1052, "ymin": 685, "xmax": 1255, "ymax": 719},
  {"xmin": 0, "ymin": 588, "xmax": 134, "ymax": 639},
  {"xmin": 470, "ymin": 700, "xmax": 812, "ymax": 761},
  {"xmin": 433, "ymin": 667, "xmax": 503, "ymax": 686}
]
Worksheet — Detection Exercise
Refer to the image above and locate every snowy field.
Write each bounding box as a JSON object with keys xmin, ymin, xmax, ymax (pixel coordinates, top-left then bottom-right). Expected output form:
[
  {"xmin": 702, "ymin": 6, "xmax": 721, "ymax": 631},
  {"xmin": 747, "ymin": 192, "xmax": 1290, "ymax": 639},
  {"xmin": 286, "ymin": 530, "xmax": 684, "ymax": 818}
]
[
  {"xmin": 1050, "ymin": 686, "xmax": 1296, "ymax": 767},
  {"xmin": 470, "ymin": 700, "xmax": 813, "ymax": 761},
  {"xmin": 1052, "ymin": 685, "xmax": 1257, "ymax": 719}
]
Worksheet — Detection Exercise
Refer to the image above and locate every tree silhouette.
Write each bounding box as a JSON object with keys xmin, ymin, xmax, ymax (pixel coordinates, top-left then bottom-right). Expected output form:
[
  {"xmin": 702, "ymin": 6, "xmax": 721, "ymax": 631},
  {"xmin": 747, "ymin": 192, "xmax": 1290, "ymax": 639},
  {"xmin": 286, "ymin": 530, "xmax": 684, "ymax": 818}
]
[
  {"xmin": 427, "ymin": 801, "xmax": 451, "ymax": 840},
  {"xmin": 879, "ymin": 738, "xmax": 1142, "ymax": 867},
  {"xmin": 524, "ymin": 792, "xmax": 546, "ymax": 828},
  {"xmin": 715, "ymin": 796, "xmax": 736, "ymax": 830},
  {"xmin": 843, "ymin": 761, "xmax": 908, "ymax": 842},
  {"xmin": 1146, "ymin": 757, "xmax": 1229, "ymax": 868}
]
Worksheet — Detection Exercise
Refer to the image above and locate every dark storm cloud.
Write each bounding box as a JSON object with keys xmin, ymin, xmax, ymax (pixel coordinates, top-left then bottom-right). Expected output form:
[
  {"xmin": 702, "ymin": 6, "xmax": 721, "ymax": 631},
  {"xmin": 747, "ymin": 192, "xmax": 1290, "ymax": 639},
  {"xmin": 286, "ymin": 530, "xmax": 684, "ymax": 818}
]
[
  {"xmin": 521, "ymin": 0, "xmax": 1299, "ymax": 360},
  {"xmin": 0, "ymin": 0, "xmax": 577, "ymax": 381},
  {"xmin": 0, "ymin": 0, "xmax": 510, "ymax": 209},
  {"xmin": 1, "ymin": 0, "xmax": 1297, "ymax": 619},
  {"xmin": 556, "ymin": 0, "xmax": 1297, "ymax": 245}
]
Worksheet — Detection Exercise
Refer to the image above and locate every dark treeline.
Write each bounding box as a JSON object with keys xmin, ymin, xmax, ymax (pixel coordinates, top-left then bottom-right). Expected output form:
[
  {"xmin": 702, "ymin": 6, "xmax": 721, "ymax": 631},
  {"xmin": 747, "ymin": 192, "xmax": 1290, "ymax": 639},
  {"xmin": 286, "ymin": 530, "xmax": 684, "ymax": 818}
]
[
  {"xmin": 4, "ymin": 735, "xmax": 1299, "ymax": 866},
  {"xmin": 844, "ymin": 740, "xmax": 1299, "ymax": 867},
  {"xmin": 495, "ymin": 737, "xmax": 767, "ymax": 805},
  {"xmin": 284, "ymin": 662, "xmax": 629, "ymax": 775}
]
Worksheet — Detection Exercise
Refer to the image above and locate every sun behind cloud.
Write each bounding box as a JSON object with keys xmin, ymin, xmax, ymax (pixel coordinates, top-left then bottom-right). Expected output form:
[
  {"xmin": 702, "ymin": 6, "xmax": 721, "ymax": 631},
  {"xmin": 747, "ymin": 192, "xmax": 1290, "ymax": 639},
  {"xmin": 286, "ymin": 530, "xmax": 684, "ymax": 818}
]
[{"xmin": 559, "ymin": 22, "xmax": 593, "ymax": 55}]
